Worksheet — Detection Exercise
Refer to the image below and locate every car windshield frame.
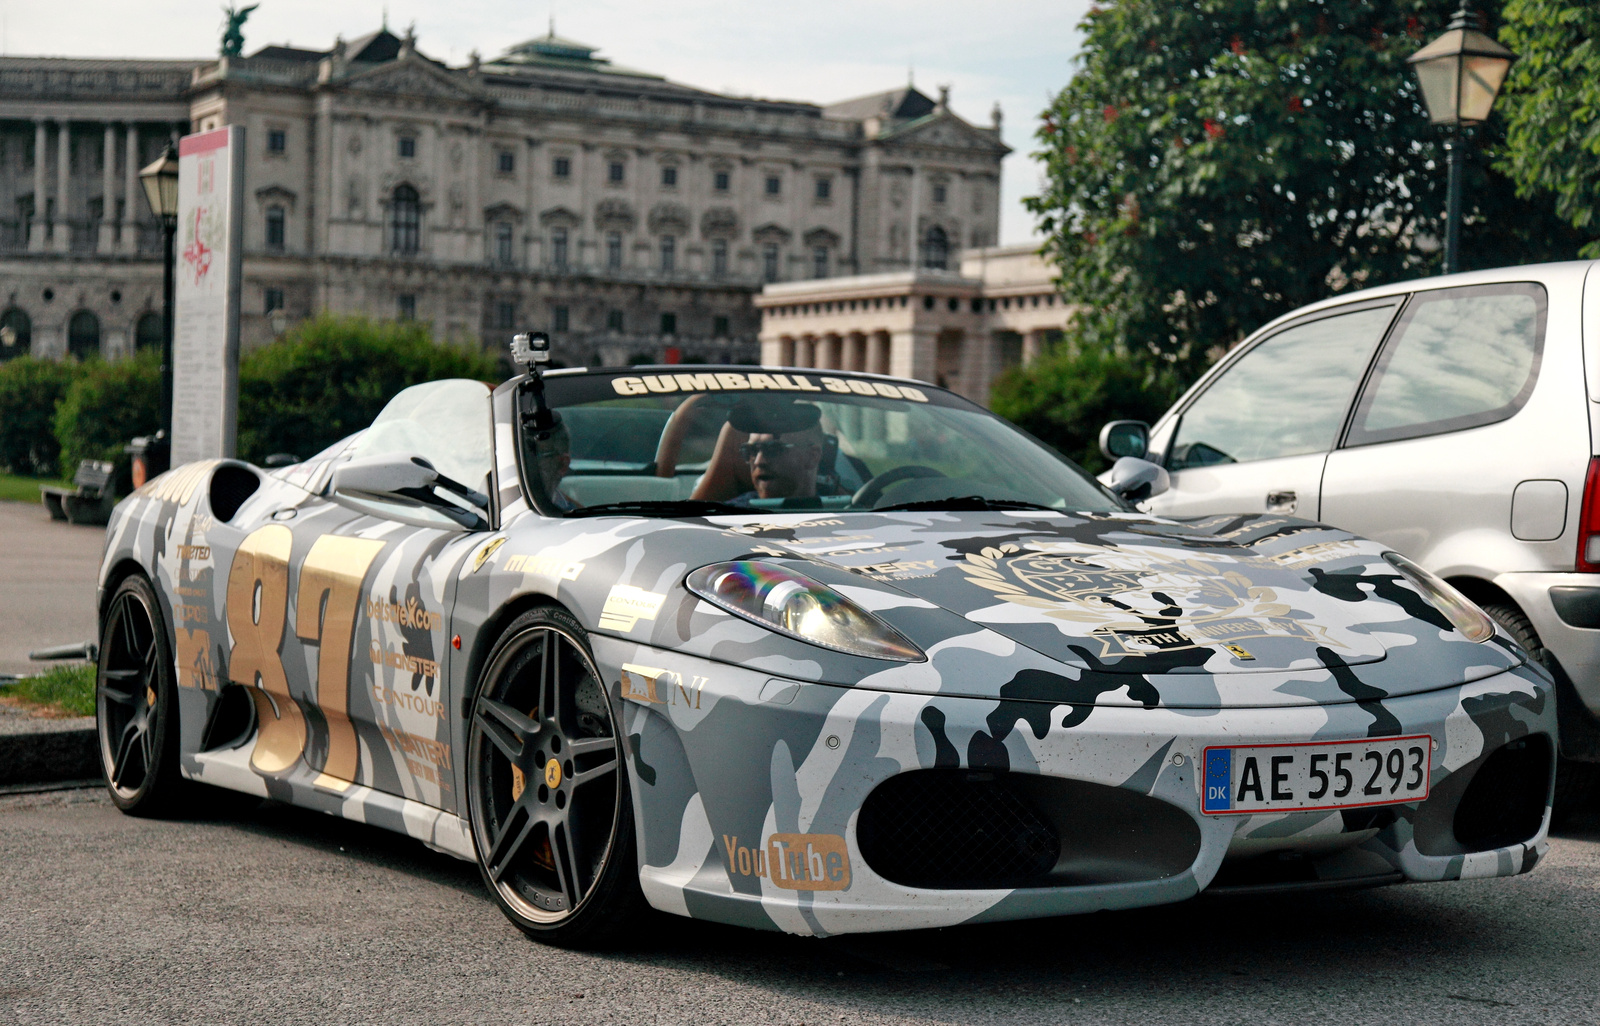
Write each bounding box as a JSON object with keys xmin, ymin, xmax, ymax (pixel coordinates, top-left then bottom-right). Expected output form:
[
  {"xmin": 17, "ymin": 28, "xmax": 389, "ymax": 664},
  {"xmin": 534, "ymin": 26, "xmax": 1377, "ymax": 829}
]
[{"xmin": 510, "ymin": 367, "xmax": 1128, "ymax": 519}]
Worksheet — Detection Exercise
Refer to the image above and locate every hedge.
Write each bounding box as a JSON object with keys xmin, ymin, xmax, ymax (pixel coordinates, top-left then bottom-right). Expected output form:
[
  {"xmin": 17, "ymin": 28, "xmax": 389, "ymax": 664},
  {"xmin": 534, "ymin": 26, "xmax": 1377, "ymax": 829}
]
[
  {"xmin": 0, "ymin": 357, "xmax": 81, "ymax": 477},
  {"xmin": 53, "ymin": 350, "xmax": 161, "ymax": 491}
]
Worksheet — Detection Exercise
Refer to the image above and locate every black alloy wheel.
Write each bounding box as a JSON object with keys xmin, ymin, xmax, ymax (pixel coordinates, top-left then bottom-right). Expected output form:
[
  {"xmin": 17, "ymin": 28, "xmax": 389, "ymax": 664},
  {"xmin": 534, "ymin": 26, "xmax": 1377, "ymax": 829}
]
[
  {"xmin": 467, "ymin": 606, "xmax": 643, "ymax": 945},
  {"xmin": 97, "ymin": 574, "xmax": 187, "ymax": 814}
]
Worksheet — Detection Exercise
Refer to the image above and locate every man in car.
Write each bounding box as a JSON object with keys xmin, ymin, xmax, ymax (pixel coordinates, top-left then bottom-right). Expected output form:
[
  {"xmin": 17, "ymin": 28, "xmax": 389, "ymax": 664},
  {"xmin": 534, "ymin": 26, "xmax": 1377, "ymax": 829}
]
[
  {"xmin": 529, "ymin": 416, "xmax": 579, "ymax": 511},
  {"xmin": 728, "ymin": 399, "xmax": 830, "ymax": 505}
]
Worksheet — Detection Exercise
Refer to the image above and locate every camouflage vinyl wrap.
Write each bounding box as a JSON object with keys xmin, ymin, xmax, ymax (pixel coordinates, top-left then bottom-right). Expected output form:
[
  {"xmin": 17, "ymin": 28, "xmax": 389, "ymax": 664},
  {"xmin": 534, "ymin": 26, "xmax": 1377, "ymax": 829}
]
[{"xmin": 99, "ymin": 395, "xmax": 1555, "ymax": 938}]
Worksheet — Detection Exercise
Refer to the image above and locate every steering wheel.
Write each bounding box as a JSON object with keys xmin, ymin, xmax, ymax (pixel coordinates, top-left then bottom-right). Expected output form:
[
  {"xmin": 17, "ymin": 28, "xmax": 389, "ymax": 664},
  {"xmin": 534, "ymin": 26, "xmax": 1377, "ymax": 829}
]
[{"xmin": 851, "ymin": 465, "xmax": 946, "ymax": 508}]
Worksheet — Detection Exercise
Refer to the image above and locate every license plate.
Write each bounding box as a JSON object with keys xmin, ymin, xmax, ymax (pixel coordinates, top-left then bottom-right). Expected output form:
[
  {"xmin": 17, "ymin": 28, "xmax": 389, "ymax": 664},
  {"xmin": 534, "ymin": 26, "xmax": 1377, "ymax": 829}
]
[{"xmin": 1201, "ymin": 735, "xmax": 1433, "ymax": 815}]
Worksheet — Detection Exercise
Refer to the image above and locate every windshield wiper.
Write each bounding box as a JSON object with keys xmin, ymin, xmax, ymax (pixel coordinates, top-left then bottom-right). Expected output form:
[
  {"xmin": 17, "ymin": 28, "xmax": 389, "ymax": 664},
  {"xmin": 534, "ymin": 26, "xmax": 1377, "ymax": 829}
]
[
  {"xmin": 564, "ymin": 499, "xmax": 747, "ymax": 519},
  {"xmin": 871, "ymin": 495, "xmax": 1060, "ymax": 513}
]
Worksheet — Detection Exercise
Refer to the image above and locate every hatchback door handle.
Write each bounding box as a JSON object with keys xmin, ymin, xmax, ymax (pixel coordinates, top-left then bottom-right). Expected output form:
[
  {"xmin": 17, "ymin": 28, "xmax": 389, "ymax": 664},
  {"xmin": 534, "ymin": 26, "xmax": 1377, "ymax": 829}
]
[{"xmin": 1266, "ymin": 490, "xmax": 1297, "ymax": 514}]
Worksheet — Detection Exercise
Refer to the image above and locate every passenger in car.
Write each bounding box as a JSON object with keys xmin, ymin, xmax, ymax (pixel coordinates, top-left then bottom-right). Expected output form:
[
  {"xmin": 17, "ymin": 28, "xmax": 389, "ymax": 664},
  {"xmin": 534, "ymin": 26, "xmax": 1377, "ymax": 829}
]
[
  {"xmin": 530, "ymin": 418, "xmax": 580, "ymax": 511},
  {"xmin": 727, "ymin": 399, "xmax": 837, "ymax": 506}
]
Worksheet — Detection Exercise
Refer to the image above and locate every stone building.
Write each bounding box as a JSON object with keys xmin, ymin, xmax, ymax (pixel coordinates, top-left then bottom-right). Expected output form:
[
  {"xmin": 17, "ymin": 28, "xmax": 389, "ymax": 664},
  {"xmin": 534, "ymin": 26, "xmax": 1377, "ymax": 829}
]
[
  {"xmin": 756, "ymin": 243, "xmax": 1072, "ymax": 408},
  {"xmin": 0, "ymin": 26, "xmax": 1008, "ymax": 366}
]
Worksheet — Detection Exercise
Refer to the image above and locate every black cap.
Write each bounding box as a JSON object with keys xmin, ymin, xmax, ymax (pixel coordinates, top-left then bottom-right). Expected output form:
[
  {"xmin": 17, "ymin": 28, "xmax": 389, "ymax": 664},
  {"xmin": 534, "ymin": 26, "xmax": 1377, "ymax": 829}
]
[{"xmin": 728, "ymin": 398, "xmax": 821, "ymax": 435}]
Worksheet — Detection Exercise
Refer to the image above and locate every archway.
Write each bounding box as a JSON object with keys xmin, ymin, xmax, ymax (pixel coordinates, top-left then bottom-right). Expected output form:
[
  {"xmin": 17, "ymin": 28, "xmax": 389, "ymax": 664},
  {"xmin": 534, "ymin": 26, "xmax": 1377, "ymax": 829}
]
[
  {"xmin": 68, "ymin": 310, "xmax": 100, "ymax": 360},
  {"xmin": 0, "ymin": 308, "xmax": 30, "ymax": 360}
]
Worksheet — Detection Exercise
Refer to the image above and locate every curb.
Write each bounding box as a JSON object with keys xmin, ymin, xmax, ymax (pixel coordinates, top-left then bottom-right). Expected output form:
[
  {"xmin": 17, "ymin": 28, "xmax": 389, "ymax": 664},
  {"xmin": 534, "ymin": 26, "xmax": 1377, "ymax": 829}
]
[{"xmin": 0, "ymin": 723, "xmax": 99, "ymax": 787}]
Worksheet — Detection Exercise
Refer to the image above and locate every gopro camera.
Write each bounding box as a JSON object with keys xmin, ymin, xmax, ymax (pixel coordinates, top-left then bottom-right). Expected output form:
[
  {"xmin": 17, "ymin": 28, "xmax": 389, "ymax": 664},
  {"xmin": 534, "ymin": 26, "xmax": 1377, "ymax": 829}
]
[{"xmin": 511, "ymin": 331, "xmax": 552, "ymax": 368}]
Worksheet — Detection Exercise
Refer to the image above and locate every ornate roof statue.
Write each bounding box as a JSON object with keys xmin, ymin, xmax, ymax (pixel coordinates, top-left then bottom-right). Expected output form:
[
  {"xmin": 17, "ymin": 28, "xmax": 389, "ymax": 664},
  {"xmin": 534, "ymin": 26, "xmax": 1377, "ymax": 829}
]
[{"xmin": 221, "ymin": 4, "xmax": 259, "ymax": 58}]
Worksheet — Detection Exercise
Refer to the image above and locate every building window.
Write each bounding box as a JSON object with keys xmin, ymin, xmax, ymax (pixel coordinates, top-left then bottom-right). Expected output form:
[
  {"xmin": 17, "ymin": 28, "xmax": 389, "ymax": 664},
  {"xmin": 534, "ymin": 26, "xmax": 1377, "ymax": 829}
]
[
  {"xmin": 713, "ymin": 169, "xmax": 730, "ymax": 192},
  {"xmin": 932, "ymin": 183, "xmax": 948, "ymax": 204},
  {"xmin": 922, "ymin": 225, "xmax": 948, "ymax": 269},
  {"xmin": 0, "ymin": 307, "xmax": 32, "ymax": 360},
  {"xmin": 608, "ymin": 161, "xmax": 625, "ymax": 184},
  {"xmin": 494, "ymin": 221, "xmax": 515, "ymax": 266},
  {"xmin": 660, "ymin": 166, "xmax": 677, "ymax": 187},
  {"xmin": 397, "ymin": 293, "xmax": 416, "ymax": 320},
  {"xmin": 812, "ymin": 246, "xmax": 828, "ymax": 279},
  {"xmin": 553, "ymin": 305, "xmax": 569, "ymax": 332},
  {"xmin": 712, "ymin": 315, "xmax": 729, "ymax": 338},
  {"xmin": 552, "ymin": 156, "xmax": 571, "ymax": 179},
  {"xmin": 497, "ymin": 149, "xmax": 515, "ymax": 174},
  {"xmin": 659, "ymin": 235, "xmax": 675, "ymax": 274},
  {"xmin": 711, "ymin": 239, "xmax": 728, "ymax": 277},
  {"xmin": 551, "ymin": 227, "xmax": 568, "ymax": 269},
  {"xmin": 606, "ymin": 309, "xmax": 624, "ymax": 332},
  {"xmin": 607, "ymin": 232, "xmax": 623, "ymax": 270},
  {"xmin": 391, "ymin": 185, "xmax": 420, "ymax": 255},
  {"xmin": 495, "ymin": 301, "xmax": 516, "ymax": 330},
  {"xmin": 764, "ymin": 175, "xmax": 781, "ymax": 196},
  {"xmin": 397, "ymin": 135, "xmax": 416, "ymax": 159},
  {"xmin": 264, "ymin": 288, "xmax": 284, "ymax": 314},
  {"xmin": 660, "ymin": 312, "xmax": 677, "ymax": 336},
  {"xmin": 267, "ymin": 129, "xmax": 286, "ymax": 154},
  {"xmin": 265, "ymin": 205, "xmax": 285, "ymax": 251},
  {"xmin": 763, "ymin": 243, "xmax": 780, "ymax": 283},
  {"xmin": 815, "ymin": 177, "xmax": 831, "ymax": 201}
]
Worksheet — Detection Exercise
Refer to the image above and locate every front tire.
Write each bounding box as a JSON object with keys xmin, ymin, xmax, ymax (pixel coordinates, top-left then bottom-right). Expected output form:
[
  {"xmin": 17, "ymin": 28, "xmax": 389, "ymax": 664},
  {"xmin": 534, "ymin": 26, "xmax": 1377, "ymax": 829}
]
[
  {"xmin": 466, "ymin": 606, "xmax": 644, "ymax": 947},
  {"xmin": 97, "ymin": 573, "xmax": 189, "ymax": 816}
]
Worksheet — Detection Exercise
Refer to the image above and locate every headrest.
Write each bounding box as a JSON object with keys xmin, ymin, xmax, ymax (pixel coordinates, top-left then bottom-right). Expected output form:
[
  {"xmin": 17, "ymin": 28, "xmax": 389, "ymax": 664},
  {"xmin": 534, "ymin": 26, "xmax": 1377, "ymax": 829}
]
[{"xmin": 728, "ymin": 398, "xmax": 821, "ymax": 436}]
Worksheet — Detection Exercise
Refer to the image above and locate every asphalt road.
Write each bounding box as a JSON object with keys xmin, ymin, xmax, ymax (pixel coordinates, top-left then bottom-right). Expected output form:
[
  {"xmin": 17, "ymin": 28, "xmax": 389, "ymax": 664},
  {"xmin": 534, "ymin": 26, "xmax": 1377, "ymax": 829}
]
[
  {"xmin": 0, "ymin": 500, "xmax": 103, "ymax": 676},
  {"xmin": 2, "ymin": 788, "xmax": 1597, "ymax": 1025}
]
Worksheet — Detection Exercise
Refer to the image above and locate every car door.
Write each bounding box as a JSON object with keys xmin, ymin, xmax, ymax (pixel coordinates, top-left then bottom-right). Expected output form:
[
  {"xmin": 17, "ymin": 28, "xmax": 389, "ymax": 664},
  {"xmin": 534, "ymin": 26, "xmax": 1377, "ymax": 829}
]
[
  {"xmin": 277, "ymin": 379, "xmax": 494, "ymax": 812},
  {"xmin": 1145, "ymin": 301, "xmax": 1402, "ymax": 520},
  {"xmin": 1320, "ymin": 281, "xmax": 1578, "ymax": 577}
]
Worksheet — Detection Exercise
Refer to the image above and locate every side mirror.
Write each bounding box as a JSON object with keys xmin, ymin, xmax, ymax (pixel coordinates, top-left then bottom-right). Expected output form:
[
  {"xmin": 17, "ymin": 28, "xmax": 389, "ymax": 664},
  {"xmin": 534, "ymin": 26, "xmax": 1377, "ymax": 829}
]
[
  {"xmin": 331, "ymin": 454, "xmax": 488, "ymax": 529},
  {"xmin": 1099, "ymin": 420, "xmax": 1150, "ymax": 461},
  {"xmin": 1098, "ymin": 456, "xmax": 1169, "ymax": 503}
]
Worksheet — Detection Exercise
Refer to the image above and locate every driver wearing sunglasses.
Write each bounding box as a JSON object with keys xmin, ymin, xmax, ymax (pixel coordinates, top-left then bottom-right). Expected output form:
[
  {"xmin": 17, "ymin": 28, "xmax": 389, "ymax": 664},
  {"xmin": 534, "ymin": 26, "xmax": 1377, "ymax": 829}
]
[{"xmin": 728, "ymin": 399, "xmax": 832, "ymax": 505}]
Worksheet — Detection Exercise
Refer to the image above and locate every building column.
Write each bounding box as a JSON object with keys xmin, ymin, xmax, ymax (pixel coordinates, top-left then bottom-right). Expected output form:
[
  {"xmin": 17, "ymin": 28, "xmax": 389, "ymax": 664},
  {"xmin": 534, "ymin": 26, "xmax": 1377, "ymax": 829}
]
[
  {"xmin": 121, "ymin": 124, "xmax": 140, "ymax": 253},
  {"xmin": 29, "ymin": 120, "xmax": 47, "ymax": 252},
  {"xmin": 98, "ymin": 123, "xmax": 117, "ymax": 253},
  {"xmin": 778, "ymin": 336, "xmax": 795, "ymax": 366},
  {"xmin": 889, "ymin": 328, "xmax": 938, "ymax": 384},
  {"xmin": 796, "ymin": 335, "xmax": 816, "ymax": 368},
  {"xmin": 820, "ymin": 333, "xmax": 842, "ymax": 370},
  {"xmin": 1022, "ymin": 329, "xmax": 1046, "ymax": 366},
  {"xmin": 867, "ymin": 331, "xmax": 890, "ymax": 376},
  {"xmin": 845, "ymin": 332, "xmax": 866, "ymax": 372},
  {"xmin": 53, "ymin": 121, "xmax": 71, "ymax": 253}
]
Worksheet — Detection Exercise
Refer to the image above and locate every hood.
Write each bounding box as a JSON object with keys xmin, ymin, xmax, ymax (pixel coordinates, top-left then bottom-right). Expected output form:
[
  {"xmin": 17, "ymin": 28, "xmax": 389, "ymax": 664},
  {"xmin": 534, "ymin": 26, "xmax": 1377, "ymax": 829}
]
[{"xmin": 694, "ymin": 509, "xmax": 1523, "ymax": 708}]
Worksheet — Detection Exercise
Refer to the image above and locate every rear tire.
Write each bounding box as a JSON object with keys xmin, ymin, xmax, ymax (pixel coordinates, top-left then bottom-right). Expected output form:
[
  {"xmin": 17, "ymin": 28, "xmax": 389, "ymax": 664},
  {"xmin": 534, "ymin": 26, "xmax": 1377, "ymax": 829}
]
[
  {"xmin": 97, "ymin": 574, "xmax": 190, "ymax": 816},
  {"xmin": 465, "ymin": 606, "xmax": 646, "ymax": 947},
  {"xmin": 1480, "ymin": 601, "xmax": 1598, "ymax": 819}
]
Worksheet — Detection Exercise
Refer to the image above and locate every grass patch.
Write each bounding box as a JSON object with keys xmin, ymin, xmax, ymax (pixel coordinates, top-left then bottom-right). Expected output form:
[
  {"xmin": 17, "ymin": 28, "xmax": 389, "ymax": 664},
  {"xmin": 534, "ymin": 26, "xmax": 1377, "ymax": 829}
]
[
  {"xmin": 0, "ymin": 663, "xmax": 96, "ymax": 717},
  {"xmin": 0, "ymin": 471, "xmax": 71, "ymax": 505}
]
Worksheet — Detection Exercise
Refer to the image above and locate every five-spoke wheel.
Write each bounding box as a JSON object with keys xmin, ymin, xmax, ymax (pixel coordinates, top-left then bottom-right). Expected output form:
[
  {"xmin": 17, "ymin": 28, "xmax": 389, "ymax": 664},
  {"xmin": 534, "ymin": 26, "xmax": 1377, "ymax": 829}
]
[
  {"xmin": 467, "ymin": 607, "xmax": 642, "ymax": 944},
  {"xmin": 98, "ymin": 574, "xmax": 184, "ymax": 814}
]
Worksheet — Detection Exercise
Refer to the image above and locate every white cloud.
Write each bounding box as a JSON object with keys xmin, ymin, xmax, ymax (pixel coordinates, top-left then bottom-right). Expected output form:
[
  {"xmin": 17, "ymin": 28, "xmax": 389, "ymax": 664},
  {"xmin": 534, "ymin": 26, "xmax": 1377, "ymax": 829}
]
[{"xmin": 0, "ymin": 0, "xmax": 1090, "ymax": 246}]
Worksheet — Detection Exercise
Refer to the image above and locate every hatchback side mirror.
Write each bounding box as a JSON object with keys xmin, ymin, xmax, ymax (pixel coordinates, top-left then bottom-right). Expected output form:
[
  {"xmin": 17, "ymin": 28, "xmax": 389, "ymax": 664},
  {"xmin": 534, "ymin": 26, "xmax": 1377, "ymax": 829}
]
[
  {"xmin": 1098, "ymin": 456, "xmax": 1170, "ymax": 503},
  {"xmin": 1099, "ymin": 420, "xmax": 1150, "ymax": 461}
]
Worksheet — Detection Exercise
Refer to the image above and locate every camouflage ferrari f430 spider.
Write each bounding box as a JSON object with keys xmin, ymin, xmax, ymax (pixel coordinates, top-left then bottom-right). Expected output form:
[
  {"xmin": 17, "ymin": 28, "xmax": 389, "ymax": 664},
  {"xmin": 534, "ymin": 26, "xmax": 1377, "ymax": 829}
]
[{"xmin": 95, "ymin": 341, "xmax": 1555, "ymax": 944}]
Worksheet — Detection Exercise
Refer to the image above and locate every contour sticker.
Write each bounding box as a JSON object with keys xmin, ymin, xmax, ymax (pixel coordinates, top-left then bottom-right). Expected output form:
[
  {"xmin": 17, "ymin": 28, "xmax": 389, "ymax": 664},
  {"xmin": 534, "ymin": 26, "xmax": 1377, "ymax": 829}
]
[{"xmin": 599, "ymin": 585, "xmax": 666, "ymax": 632}]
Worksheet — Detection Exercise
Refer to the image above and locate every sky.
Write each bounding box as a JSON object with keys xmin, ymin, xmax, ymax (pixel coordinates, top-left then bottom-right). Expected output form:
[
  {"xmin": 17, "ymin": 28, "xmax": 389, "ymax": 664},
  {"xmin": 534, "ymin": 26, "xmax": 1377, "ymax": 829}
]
[{"xmin": 0, "ymin": 0, "xmax": 1092, "ymax": 246}]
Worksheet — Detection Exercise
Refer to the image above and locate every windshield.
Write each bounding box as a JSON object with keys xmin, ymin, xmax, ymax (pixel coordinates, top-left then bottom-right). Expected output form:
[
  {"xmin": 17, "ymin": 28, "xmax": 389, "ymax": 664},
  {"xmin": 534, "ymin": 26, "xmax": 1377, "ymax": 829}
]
[{"xmin": 519, "ymin": 370, "xmax": 1122, "ymax": 517}]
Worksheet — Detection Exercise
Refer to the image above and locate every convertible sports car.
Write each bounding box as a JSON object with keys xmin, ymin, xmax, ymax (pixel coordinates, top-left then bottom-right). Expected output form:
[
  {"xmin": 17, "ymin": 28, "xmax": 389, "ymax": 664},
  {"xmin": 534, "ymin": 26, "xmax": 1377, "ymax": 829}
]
[{"xmin": 96, "ymin": 339, "xmax": 1556, "ymax": 944}]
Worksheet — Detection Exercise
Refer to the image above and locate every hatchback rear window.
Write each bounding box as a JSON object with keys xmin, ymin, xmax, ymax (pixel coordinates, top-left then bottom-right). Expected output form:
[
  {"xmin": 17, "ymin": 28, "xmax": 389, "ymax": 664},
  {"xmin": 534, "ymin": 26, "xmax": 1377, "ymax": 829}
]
[{"xmin": 1346, "ymin": 282, "xmax": 1546, "ymax": 446}]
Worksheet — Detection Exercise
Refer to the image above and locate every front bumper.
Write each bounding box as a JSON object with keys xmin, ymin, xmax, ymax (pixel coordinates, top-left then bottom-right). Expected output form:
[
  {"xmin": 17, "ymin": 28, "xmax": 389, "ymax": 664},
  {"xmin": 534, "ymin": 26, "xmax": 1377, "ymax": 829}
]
[{"xmin": 596, "ymin": 637, "xmax": 1555, "ymax": 937}]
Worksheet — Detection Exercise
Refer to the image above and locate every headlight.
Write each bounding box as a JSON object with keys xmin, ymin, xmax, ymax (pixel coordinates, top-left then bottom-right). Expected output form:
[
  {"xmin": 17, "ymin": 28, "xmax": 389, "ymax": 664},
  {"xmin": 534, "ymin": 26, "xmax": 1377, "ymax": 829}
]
[
  {"xmin": 685, "ymin": 561, "xmax": 925, "ymax": 662},
  {"xmin": 1383, "ymin": 552, "xmax": 1495, "ymax": 643}
]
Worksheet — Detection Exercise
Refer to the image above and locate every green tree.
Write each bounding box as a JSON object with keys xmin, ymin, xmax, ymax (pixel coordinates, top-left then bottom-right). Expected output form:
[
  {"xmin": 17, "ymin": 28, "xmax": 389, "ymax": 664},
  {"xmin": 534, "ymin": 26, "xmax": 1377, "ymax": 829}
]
[
  {"xmin": 0, "ymin": 357, "xmax": 82, "ymax": 476},
  {"xmin": 1025, "ymin": 0, "xmax": 1588, "ymax": 382},
  {"xmin": 237, "ymin": 315, "xmax": 503, "ymax": 463},
  {"xmin": 53, "ymin": 350, "xmax": 160, "ymax": 484},
  {"xmin": 1496, "ymin": 0, "xmax": 1600, "ymax": 256},
  {"xmin": 990, "ymin": 341, "xmax": 1182, "ymax": 475}
]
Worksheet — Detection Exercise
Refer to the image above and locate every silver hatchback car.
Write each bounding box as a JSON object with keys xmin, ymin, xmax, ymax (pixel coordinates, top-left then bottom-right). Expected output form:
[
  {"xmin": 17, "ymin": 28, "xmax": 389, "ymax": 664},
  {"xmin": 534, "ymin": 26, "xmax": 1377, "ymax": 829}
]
[{"xmin": 1101, "ymin": 260, "xmax": 1600, "ymax": 810}]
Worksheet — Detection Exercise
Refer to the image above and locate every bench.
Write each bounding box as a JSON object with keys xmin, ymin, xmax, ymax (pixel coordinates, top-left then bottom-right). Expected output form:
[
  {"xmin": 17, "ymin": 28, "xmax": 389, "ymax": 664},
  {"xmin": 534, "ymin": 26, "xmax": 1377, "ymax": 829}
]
[{"xmin": 41, "ymin": 459, "xmax": 116, "ymax": 525}]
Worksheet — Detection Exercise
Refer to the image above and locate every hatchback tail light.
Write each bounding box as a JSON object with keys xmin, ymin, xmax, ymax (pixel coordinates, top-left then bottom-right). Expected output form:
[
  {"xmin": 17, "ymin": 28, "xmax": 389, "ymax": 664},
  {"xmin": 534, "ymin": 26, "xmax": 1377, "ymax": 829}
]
[{"xmin": 1578, "ymin": 457, "xmax": 1600, "ymax": 572}]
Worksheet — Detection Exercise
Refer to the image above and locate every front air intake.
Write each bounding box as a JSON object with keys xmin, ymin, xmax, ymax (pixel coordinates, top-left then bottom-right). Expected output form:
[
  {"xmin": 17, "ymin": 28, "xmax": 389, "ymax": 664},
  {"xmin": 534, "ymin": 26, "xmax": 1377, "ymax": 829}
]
[
  {"xmin": 856, "ymin": 769, "xmax": 1201, "ymax": 890},
  {"xmin": 1453, "ymin": 734, "xmax": 1552, "ymax": 851}
]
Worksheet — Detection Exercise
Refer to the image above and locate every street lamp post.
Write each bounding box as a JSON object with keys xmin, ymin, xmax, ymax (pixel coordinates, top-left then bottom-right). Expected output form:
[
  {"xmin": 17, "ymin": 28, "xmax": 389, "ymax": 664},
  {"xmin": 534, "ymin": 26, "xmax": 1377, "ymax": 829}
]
[
  {"xmin": 139, "ymin": 143, "xmax": 180, "ymax": 474},
  {"xmin": 1407, "ymin": 2, "xmax": 1517, "ymax": 275}
]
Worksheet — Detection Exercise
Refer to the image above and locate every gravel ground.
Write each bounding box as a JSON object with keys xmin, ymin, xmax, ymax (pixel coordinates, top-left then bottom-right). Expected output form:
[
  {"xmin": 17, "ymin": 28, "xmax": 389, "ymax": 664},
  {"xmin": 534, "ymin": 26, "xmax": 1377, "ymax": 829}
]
[{"xmin": 1, "ymin": 787, "xmax": 1598, "ymax": 1025}]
